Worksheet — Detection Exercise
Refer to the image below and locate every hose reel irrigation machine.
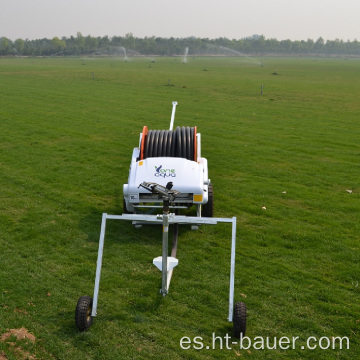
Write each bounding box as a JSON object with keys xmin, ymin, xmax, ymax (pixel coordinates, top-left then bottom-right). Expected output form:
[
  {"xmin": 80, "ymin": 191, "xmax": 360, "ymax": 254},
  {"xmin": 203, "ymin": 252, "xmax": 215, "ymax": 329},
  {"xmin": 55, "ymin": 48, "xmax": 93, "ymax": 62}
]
[{"xmin": 75, "ymin": 102, "xmax": 247, "ymax": 337}]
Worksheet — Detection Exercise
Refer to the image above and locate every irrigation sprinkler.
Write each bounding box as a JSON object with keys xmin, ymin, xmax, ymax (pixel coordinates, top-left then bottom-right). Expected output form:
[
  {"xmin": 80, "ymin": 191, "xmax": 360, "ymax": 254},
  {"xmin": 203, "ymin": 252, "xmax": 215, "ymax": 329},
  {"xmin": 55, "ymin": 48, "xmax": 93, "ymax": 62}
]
[
  {"xmin": 75, "ymin": 102, "xmax": 247, "ymax": 337},
  {"xmin": 183, "ymin": 46, "xmax": 189, "ymax": 63}
]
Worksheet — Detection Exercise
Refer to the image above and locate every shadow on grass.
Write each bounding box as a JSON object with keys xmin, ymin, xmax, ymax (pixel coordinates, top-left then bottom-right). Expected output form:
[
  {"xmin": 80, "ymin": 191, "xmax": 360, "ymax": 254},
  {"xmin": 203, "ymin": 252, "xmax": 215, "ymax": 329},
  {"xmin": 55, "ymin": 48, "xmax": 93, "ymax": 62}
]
[
  {"xmin": 78, "ymin": 207, "xmax": 189, "ymax": 248},
  {"xmin": 78, "ymin": 187, "xmax": 195, "ymax": 248}
]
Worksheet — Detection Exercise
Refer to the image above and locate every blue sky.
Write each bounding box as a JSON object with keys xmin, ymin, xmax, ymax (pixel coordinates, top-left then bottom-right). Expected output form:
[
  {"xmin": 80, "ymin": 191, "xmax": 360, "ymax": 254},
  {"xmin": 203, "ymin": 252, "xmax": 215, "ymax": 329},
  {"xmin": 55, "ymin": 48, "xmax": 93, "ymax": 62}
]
[{"xmin": 1, "ymin": 0, "xmax": 359, "ymax": 41}]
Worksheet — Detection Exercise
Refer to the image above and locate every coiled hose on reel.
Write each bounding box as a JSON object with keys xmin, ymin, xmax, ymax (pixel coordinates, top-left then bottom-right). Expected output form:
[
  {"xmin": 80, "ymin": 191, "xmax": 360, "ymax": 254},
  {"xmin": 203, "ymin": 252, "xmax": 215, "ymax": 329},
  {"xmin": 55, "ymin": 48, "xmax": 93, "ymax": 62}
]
[{"xmin": 140, "ymin": 126, "xmax": 197, "ymax": 161}]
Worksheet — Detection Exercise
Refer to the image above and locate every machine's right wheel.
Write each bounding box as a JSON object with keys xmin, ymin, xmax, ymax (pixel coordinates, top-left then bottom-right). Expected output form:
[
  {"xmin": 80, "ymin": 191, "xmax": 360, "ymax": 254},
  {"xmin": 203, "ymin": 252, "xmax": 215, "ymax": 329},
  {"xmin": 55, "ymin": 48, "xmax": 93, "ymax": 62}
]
[
  {"xmin": 202, "ymin": 184, "xmax": 213, "ymax": 217},
  {"xmin": 75, "ymin": 296, "xmax": 94, "ymax": 331},
  {"xmin": 233, "ymin": 301, "xmax": 247, "ymax": 338}
]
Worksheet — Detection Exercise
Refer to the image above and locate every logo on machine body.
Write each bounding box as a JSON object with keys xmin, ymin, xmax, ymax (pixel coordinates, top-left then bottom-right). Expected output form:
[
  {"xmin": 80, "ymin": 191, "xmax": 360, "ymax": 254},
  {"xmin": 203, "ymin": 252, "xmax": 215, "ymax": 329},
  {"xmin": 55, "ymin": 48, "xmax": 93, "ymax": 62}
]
[{"xmin": 154, "ymin": 165, "xmax": 176, "ymax": 178}]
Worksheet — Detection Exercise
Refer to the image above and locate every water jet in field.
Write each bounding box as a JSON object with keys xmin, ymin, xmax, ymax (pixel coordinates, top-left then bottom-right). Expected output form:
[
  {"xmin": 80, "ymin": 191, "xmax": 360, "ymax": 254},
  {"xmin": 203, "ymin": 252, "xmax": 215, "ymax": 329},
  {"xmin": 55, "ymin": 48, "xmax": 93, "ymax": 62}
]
[
  {"xmin": 207, "ymin": 44, "xmax": 261, "ymax": 65},
  {"xmin": 117, "ymin": 46, "xmax": 128, "ymax": 62},
  {"xmin": 183, "ymin": 47, "xmax": 189, "ymax": 63},
  {"xmin": 219, "ymin": 46, "xmax": 261, "ymax": 65}
]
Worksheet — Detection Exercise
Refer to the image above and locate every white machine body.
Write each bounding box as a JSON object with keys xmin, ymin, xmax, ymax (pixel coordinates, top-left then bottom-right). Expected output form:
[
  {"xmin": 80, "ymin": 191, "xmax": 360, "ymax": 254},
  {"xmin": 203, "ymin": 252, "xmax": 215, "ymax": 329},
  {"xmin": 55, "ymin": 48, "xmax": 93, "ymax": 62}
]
[{"xmin": 123, "ymin": 133, "xmax": 210, "ymax": 213}]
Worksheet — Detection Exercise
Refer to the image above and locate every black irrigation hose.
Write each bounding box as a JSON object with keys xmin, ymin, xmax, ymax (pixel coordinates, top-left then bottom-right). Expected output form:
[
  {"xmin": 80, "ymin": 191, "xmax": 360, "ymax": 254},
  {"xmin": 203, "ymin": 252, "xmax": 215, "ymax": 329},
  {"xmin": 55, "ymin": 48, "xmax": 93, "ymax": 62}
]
[
  {"xmin": 143, "ymin": 126, "xmax": 195, "ymax": 161},
  {"xmin": 167, "ymin": 130, "xmax": 173, "ymax": 157},
  {"xmin": 181, "ymin": 127, "xmax": 186, "ymax": 158},
  {"xmin": 175, "ymin": 127, "xmax": 181, "ymax": 158},
  {"xmin": 170, "ymin": 130, "xmax": 176, "ymax": 157},
  {"xmin": 153, "ymin": 130, "xmax": 160, "ymax": 157},
  {"xmin": 160, "ymin": 130, "xmax": 167, "ymax": 157}
]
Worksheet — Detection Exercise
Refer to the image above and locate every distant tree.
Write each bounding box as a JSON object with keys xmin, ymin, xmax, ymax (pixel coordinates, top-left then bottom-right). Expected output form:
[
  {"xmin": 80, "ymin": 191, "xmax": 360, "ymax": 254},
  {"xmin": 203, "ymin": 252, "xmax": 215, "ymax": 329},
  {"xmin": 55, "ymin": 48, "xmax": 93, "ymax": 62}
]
[
  {"xmin": 142, "ymin": 36, "xmax": 157, "ymax": 54},
  {"xmin": 314, "ymin": 37, "xmax": 325, "ymax": 53},
  {"xmin": 292, "ymin": 40, "xmax": 304, "ymax": 54},
  {"xmin": 85, "ymin": 35, "xmax": 98, "ymax": 53},
  {"xmin": 280, "ymin": 39, "xmax": 292, "ymax": 54},
  {"xmin": 349, "ymin": 39, "xmax": 360, "ymax": 55},
  {"xmin": 98, "ymin": 35, "xmax": 110, "ymax": 53},
  {"xmin": 0, "ymin": 37, "xmax": 10, "ymax": 55},
  {"xmin": 266, "ymin": 38, "xmax": 280, "ymax": 54},
  {"xmin": 2, "ymin": 32, "xmax": 360, "ymax": 57},
  {"xmin": 14, "ymin": 38, "xmax": 25, "ymax": 54},
  {"xmin": 124, "ymin": 32, "xmax": 135, "ymax": 49},
  {"xmin": 306, "ymin": 38, "xmax": 315, "ymax": 53},
  {"xmin": 51, "ymin": 36, "xmax": 66, "ymax": 54},
  {"xmin": 75, "ymin": 32, "xmax": 85, "ymax": 52},
  {"xmin": 253, "ymin": 35, "xmax": 265, "ymax": 55}
]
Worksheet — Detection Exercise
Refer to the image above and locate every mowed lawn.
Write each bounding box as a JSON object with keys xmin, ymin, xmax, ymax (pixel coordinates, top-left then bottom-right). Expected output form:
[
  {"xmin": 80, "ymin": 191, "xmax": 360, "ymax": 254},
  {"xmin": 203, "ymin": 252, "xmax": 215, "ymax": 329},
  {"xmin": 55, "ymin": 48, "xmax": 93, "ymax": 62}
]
[{"xmin": 0, "ymin": 56, "xmax": 359, "ymax": 359}]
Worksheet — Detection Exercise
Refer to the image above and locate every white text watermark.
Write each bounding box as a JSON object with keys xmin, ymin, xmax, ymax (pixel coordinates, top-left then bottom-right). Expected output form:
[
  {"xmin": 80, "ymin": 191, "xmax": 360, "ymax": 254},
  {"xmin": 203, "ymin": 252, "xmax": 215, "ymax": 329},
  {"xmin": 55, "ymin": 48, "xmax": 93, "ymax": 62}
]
[{"xmin": 180, "ymin": 334, "xmax": 350, "ymax": 351}]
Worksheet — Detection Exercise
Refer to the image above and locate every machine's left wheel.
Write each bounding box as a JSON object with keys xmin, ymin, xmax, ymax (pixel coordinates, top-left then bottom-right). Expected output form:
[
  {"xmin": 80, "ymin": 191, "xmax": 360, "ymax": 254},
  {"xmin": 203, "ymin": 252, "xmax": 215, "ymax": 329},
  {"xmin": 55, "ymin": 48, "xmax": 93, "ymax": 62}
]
[
  {"xmin": 233, "ymin": 301, "xmax": 247, "ymax": 338},
  {"xmin": 75, "ymin": 296, "xmax": 94, "ymax": 331}
]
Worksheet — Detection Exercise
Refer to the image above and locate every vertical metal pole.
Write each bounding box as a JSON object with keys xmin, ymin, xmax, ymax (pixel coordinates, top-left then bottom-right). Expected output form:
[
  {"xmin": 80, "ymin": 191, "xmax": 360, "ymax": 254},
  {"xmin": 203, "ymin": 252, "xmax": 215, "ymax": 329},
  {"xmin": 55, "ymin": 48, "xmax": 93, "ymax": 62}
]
[
  {"xmin": 167, "ymin": 223, "xmax": 178, "ymax": 290},
  {"xmin": 196, "ymin": 133, "xmax": 201, "ymax": 159},
  {"xmin": 169, "ymin": 101, "xmax": 178, "ymax": 131},
  {"xmin": 228, "ymin": 217, "xmax": 237, "ymax": 321},
  {"xmin": 161, "ymin": 213, "xmax": 169, "ymax": 295},
  {"xmin": 91, "ymin": 213, "xmax": 107, "ymax": 316}
]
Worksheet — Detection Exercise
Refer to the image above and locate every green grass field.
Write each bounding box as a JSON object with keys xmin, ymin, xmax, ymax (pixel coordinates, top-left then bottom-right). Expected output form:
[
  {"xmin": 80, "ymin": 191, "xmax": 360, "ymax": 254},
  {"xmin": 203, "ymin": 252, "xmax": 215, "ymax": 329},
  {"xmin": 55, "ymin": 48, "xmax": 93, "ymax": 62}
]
[{"xmin": 0, "ymin": 56, "xmax": 359, "ymax": 359}]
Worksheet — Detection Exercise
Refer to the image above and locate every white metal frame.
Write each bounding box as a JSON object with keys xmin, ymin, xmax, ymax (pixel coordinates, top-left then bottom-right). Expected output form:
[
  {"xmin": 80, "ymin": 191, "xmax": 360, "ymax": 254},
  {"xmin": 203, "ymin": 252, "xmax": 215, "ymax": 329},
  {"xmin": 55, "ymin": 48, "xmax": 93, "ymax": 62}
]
[{"xmin": 91, "ymin": 213, "xmax": 237, "ymax": 322}]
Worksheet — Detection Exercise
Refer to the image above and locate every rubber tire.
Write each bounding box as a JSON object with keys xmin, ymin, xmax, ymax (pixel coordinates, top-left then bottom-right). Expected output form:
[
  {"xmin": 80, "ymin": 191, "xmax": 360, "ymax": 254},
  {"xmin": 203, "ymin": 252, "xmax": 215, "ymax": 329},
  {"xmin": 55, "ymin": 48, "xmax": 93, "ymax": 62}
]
[
  {"xmin": 75, "ymin": 296, "xmax": 94, "ymax": 331},
  {"xmin": 202, "ymin": 184, "xmax": 213, "ymax": 217},
  {"xmin": 233, "ymin": 301, "xmax": 247, "ymax": 338}
]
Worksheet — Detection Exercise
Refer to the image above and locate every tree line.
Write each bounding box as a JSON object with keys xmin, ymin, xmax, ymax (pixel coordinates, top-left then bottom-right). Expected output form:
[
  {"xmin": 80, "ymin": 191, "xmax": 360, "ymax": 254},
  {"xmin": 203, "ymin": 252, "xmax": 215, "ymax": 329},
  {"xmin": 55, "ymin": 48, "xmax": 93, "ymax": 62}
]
[{"xmin": 1, "ymin": 32, "xmax": 359, "ymax": 57}]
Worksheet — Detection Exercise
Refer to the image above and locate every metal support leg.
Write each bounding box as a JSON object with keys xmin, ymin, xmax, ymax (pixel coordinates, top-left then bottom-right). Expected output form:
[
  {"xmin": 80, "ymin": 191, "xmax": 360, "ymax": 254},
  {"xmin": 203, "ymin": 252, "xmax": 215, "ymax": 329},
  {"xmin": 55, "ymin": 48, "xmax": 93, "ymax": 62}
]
[
  {"xmin": 91, "ymin": 213, "xmax": 107, "ymax": 317},
  {"xmin": 228, "ymin": 217, "xmax": 237, "ymax": 321},
  {"xmin": 166, "ymin": 224, "xmax": 178, "ymax": 291},
  {"xmin": 160, "ymin": 213, "xmax": 169, "ymax": 296}
]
